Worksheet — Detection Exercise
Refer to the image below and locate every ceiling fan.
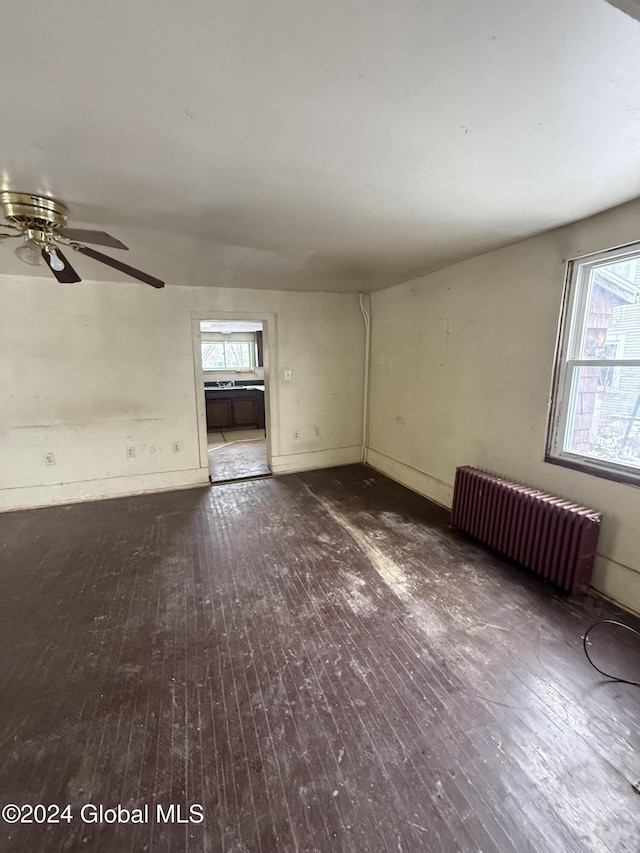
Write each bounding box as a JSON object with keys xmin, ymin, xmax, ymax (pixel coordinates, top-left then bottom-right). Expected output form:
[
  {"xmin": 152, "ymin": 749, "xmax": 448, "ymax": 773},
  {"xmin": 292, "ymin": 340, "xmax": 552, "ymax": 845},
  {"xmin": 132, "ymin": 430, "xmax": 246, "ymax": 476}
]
[{"xmin": 0, "ymin": 191, "xmax": 164, "ymax": 288}]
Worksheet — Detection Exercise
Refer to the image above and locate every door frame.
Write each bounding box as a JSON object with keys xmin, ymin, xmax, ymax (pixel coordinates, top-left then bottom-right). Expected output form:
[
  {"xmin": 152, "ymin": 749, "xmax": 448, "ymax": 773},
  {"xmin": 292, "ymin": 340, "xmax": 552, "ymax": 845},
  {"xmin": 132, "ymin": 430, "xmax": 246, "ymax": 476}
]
[{"xmin": 191, "ymin": 311, "xmax": 277, "ymax": 474}]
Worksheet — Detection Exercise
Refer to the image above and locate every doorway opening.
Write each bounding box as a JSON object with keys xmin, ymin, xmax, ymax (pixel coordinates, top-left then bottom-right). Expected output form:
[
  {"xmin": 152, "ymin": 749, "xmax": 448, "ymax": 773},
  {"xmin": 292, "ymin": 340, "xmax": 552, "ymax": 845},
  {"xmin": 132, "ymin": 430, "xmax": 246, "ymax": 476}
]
[{"xmin": 199, "ymin": 319, "xmax": 271, "ymax": 483}]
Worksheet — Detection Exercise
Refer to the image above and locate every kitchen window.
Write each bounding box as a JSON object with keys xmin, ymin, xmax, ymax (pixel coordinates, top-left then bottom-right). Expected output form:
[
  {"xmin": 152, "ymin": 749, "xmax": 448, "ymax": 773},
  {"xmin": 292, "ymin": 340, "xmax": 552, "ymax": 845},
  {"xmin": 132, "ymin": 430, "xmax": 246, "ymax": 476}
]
[
  {"xmin": 201, "ymin": 332, "xmax": 256, "ymax": 371},
  {"xmin": 546, "ymin": 243, "xmax": 640, "ymax": 485}
]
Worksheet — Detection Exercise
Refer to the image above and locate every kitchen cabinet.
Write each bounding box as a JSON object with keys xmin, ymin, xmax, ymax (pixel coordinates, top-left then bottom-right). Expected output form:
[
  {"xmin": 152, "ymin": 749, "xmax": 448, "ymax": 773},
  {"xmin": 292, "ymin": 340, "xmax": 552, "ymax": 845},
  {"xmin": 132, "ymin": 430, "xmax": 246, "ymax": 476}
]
[
  {"xmin": 206, "ymin": 398, "xmax": 232, "ymax": 430},
  {"xmin": 205, "ymin": 388, "xmax": 265, "ymax": 431},
  {"xmin": 232, "ymin": 397, "xmax": 258, "ymax": 427}
]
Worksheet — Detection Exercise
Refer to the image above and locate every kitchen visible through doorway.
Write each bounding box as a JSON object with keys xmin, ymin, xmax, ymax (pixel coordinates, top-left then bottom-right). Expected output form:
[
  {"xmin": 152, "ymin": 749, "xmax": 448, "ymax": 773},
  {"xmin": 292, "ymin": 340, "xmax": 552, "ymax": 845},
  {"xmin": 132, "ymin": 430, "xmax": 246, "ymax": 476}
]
[{"xmin": 200, "ymin": 319, "xmax": 270, "ymax": 483}]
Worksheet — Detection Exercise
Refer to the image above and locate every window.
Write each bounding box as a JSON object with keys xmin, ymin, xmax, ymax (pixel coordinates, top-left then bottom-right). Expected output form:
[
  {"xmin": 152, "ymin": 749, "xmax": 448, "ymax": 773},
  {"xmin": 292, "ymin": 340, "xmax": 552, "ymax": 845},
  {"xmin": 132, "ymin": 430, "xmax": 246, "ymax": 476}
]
[
  {"xmin": 201, "ymin": 333, "xmax": 256, "ymax": 371},
  {"xmin": 547, "ymin": 243, "xmax": 640, "ymax": 485}
]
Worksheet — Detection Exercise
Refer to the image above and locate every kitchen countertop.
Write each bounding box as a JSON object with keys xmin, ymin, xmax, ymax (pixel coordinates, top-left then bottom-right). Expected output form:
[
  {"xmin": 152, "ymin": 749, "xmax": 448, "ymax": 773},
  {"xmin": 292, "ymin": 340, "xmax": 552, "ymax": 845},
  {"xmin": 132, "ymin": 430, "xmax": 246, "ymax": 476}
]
[{"xmin": 205, "ymin": 385, "xmax": 264, "ymax": 392}]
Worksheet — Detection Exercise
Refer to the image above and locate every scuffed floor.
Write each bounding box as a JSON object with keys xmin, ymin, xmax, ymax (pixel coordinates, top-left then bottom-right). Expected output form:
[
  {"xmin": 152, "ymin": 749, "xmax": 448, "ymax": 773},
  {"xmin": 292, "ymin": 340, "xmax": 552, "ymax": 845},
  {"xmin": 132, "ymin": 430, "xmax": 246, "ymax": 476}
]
[
  {"xmin": 208, "ymin": 430, "xmax": 269, "ymax": 482},
  {"xmin": 1, "ymin": 465, "xmax": 639, "ymax": 852}
]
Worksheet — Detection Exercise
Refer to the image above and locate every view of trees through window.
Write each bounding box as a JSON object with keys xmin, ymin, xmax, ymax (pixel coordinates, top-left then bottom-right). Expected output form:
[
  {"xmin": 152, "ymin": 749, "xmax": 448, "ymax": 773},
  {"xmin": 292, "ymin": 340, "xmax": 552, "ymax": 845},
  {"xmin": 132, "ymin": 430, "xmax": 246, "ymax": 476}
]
[{"xmin": 201, "ymin": 340, "xmax": 254, "ymax": 370}]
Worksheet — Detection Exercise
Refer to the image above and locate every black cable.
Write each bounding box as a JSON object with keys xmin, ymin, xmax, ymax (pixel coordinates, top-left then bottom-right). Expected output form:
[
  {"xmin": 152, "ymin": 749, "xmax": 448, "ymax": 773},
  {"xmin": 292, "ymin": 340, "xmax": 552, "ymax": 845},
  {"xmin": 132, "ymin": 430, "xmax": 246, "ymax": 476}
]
[{"xmin": 583, "ymin": 620, "xmax": 640, "ymax": 686}]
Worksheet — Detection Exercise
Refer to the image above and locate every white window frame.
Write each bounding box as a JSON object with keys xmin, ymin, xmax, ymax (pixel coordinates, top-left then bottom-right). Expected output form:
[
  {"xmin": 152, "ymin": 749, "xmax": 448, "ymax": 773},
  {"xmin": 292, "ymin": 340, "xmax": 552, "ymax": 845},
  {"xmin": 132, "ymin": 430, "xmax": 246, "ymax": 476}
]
[{"xmin": 546, "ymin": 241, "xmax": 640, "ymax": 487}]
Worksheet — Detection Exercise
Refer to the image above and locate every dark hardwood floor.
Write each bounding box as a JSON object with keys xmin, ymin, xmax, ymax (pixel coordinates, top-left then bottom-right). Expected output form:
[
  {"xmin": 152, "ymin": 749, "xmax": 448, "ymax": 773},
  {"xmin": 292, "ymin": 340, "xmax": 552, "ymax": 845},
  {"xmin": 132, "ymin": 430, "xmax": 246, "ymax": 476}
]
[{"xmin": 1, "ymin": 465, "xmax": 639, "ymax": 852}]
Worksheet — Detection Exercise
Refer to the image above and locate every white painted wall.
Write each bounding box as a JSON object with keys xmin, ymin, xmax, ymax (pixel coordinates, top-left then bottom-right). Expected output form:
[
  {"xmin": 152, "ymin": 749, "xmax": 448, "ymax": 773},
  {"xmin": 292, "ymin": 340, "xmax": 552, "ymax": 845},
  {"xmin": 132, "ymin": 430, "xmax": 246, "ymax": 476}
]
[
  {"xmin": 368, "ymin": 197, "xmax": 640, "ymax": 614},
  {"xmin": 0, "ymin": 276, "xmax": 364, "ymax": 510}
]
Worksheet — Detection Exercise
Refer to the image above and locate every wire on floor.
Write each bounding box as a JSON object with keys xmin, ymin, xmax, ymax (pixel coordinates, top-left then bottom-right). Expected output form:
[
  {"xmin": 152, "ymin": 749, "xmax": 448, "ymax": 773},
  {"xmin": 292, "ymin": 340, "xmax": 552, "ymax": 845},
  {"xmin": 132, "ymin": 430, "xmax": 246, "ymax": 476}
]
[{"xmin": 583, "ymin": 620, "xmax": 640, "ymax": 686}]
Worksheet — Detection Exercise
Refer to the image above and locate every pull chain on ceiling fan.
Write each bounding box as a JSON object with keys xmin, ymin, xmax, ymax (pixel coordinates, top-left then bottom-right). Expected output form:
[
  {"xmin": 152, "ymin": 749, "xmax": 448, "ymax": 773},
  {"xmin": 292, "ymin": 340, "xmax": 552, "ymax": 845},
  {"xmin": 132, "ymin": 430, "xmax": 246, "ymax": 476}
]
[{"xmin": 0, "ymin": 192, "xmax": 165, "ymax": 288}]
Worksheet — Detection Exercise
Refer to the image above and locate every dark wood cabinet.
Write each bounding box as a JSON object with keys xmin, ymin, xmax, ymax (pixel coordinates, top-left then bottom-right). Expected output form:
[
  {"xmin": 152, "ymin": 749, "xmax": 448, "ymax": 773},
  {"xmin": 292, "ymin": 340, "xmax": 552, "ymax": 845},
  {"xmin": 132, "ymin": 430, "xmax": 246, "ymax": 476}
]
[
  {"xmin": 206, "ymin": 398, "xmax": 232, "ymax": 430},
  {"xmin": 205, "ymin": 388, "xmax": 265, "ymax": 431},
  {"xmin": 232, "ymin": 397, "xmax": 257, "ymax": 427}
]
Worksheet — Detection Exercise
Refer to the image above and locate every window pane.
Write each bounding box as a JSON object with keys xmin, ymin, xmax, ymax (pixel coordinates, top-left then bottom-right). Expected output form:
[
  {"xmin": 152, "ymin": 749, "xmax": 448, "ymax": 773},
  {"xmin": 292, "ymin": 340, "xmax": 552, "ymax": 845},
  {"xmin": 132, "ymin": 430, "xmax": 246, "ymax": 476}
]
[
  {"xmin": 579, "ymin": 262, "xmax": 640, "ymax": 359},
  {"xmin": 224, "ymin": 342, "xmax": 252, "ymax": 368},
  {"xmin": 564, "ymin": 365, "xmax": 640, "ymax": 466},
  {"xmin": 201, "ymin": 342, "xmax": 225, "ymax": 369}
]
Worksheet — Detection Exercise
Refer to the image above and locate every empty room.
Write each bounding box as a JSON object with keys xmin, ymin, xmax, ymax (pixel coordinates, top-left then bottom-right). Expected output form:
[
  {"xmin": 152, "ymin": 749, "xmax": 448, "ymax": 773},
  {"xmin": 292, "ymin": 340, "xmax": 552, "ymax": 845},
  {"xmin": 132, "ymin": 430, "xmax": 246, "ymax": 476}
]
[{"xmin": 2, "ymin": 1, "xmax": 640, "ymax": 851}]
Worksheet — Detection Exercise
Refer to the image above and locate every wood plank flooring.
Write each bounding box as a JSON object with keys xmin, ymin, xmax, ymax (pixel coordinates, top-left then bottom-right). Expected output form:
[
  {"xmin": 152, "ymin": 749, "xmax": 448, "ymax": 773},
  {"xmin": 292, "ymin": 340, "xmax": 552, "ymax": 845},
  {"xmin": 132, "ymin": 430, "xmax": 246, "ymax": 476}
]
[
  {"xmin": 208, "ymin": 438, "xmax": 270, "ymax": 483},
  {"xmin": 1, "ymin": 464, "xmax": 639, "ymax": 852}
]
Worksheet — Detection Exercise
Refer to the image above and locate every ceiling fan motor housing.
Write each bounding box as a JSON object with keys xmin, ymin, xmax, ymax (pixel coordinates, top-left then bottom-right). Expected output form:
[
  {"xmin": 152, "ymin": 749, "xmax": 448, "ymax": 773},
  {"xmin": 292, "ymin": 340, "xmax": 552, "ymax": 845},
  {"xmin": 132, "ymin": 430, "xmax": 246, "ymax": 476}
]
[{"xmin": 0, "ymin": 191, "xmax": 68, "ymax": 233}]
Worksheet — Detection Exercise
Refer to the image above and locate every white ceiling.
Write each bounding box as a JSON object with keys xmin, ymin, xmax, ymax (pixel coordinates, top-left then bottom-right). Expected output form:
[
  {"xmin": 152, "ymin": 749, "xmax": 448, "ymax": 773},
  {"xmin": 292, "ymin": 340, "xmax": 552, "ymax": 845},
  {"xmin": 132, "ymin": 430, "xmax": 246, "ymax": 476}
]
[{"xmin": 1, "ymin": 0, "xmax": 640, "ymax": 292}]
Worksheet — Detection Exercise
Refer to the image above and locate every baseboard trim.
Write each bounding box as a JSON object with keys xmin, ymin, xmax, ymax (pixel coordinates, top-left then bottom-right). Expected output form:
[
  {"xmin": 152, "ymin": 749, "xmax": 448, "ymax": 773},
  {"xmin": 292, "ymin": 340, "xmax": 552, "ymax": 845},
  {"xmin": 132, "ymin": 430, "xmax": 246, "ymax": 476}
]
[
  {"xmin": 366, "ymin": 449, "xmax": 453, "ymax": 509},
  {"xmin": 271, "ymin": 445, "xmax": 361, "ymax": 475},
  {"xmin": 0, "ymin": 467, "xmax": 211, "ymax": 512},
  {"xmin": 592, "ymin": 555, "xmax": 640, "ymax": 616}
]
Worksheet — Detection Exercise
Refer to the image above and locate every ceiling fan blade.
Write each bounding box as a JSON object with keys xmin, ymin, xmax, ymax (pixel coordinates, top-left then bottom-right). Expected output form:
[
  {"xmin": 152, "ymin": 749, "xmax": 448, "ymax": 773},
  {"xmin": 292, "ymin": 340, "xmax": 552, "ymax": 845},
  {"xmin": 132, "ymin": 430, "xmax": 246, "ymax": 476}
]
[
  {"xmin": 55, "ymin": 227, "xmax": 129, "ymax": 250},
  {"xmin": 74, "ymin": 245, "xmax": 164, "ymax": 288},
  {"xmin": 42, "ymin": 248, "xmax": 82, "ymax": 284}
]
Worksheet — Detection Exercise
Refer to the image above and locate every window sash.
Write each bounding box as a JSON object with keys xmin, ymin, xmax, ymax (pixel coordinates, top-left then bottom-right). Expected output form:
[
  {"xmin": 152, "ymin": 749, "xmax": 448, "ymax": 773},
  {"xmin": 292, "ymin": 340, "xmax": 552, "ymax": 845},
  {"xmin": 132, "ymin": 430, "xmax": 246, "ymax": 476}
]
[
  {"xmin": 201, "ymin": 340, "xmax": 255, "ymax": 371},
  {"xmin": 565, "ymin": 359, "xmax": 640, "ymax": 368},
  {"xmin": 547, "ymin": 244, "xmax": 640, "ymax": 484}
]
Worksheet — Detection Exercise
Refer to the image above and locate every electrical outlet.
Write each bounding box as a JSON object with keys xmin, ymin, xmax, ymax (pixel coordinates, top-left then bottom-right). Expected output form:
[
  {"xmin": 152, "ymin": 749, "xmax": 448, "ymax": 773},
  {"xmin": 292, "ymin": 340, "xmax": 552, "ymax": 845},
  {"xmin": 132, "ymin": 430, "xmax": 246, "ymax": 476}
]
[
  {"xmin": 172, "ymin": 442, "xmax": 181, "ymax": 453},
  {"xmin": 126, "ymin": 446, "xmax": 135, "ymax": 458},
  {"xmin": 293, "ymin": 429, "xmax": 300, "ymax": 440},
  {"xmin": 45, "ymin": 453, "xmax": 56, "ymax": 466},
  {"xmin": 283, "ymin": 369, "xmax": 292, "ymax": 381},
  {"xmin": 314, "ymin": 427, "xmax": 321, "ymax": 437}
]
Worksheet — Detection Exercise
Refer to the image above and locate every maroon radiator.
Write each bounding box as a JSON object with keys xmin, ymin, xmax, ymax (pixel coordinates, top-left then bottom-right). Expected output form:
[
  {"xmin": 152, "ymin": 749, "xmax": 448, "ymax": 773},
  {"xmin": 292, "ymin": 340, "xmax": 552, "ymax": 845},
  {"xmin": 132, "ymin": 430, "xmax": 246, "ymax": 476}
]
[{"xmin": 450, "ymin": 466, "xmax": 601, "ymax": 595}]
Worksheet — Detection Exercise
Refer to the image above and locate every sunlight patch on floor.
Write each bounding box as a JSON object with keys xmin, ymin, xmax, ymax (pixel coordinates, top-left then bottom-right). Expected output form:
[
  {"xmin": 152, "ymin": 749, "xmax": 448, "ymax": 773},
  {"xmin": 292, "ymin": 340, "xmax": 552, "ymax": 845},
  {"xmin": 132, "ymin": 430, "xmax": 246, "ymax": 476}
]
[{"xmin": 208, "ymin": 429, "xmax": 266, "ymax": 451}]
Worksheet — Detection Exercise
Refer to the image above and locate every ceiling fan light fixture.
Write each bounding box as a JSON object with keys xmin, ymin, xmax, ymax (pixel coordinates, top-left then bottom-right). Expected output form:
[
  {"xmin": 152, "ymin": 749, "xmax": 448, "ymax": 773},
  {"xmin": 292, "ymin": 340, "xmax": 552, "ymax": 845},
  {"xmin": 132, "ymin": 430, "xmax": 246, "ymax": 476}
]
[
  {"xmin": 15, "ymin": 238, "xmax": 43, "ymax": 266},
  {"xmin": 46, "ymin": 247, "xmax": 65, "ymax": 272}
]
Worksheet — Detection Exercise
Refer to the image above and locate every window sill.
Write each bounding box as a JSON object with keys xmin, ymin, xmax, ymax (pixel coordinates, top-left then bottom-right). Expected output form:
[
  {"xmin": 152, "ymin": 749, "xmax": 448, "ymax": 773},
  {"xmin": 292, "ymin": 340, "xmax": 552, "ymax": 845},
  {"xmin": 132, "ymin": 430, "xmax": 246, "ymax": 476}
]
[{"xmin": 545, "ymin": 454, "xmax": 640, "ymax": 489}]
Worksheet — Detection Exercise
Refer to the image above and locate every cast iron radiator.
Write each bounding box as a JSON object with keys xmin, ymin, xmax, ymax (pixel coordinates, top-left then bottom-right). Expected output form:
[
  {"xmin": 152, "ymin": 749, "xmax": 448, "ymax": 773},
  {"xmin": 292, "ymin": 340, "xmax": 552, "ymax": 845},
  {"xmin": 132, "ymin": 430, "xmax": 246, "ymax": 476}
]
[{"xmin": 450, "ymin": 466, "xmax": 601, "ymax": 595}]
